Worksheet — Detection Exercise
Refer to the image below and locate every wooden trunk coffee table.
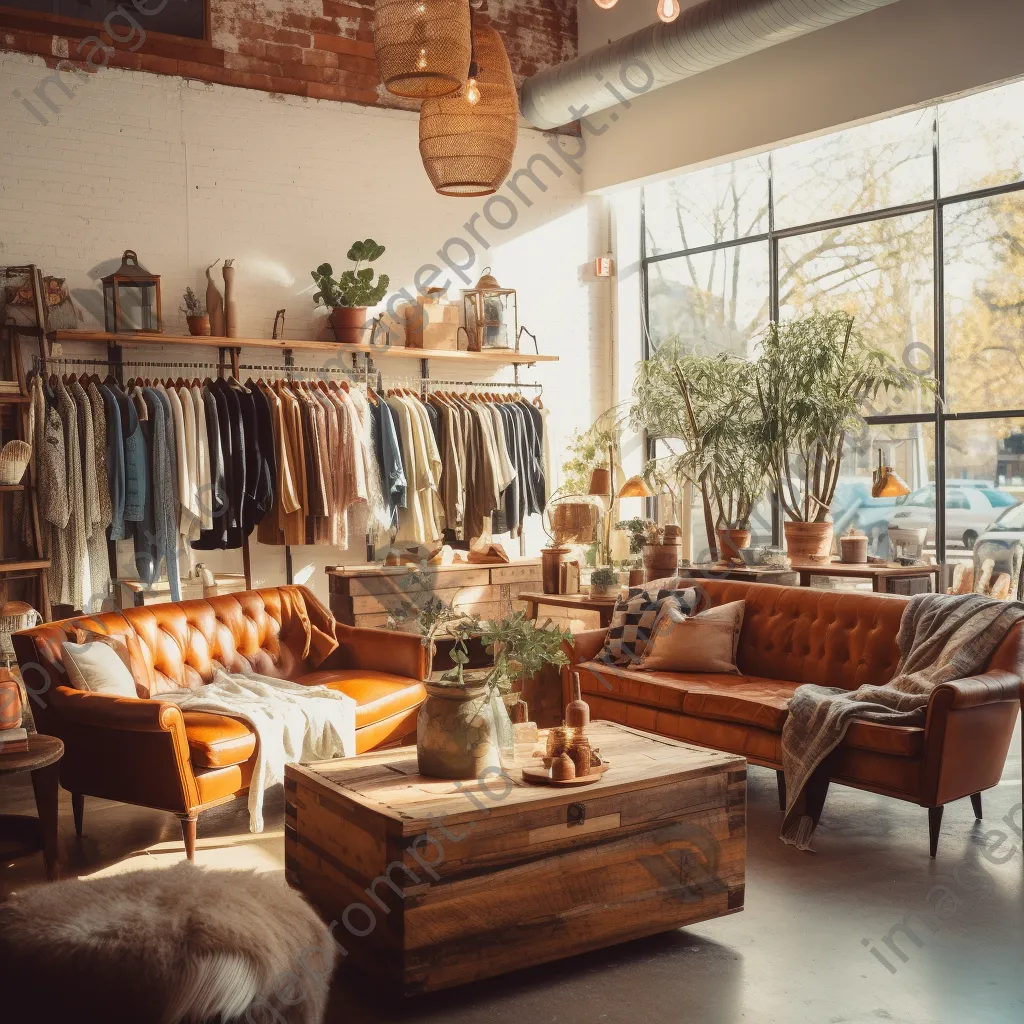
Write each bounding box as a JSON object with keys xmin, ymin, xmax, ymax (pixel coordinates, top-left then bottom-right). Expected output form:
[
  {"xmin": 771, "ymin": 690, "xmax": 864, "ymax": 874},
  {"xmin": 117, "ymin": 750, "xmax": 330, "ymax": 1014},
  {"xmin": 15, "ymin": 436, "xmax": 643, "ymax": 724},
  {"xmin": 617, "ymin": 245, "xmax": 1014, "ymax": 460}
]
[{"xmin": 285, "ymin": 722, "xmax": 746, "ymax": 995}]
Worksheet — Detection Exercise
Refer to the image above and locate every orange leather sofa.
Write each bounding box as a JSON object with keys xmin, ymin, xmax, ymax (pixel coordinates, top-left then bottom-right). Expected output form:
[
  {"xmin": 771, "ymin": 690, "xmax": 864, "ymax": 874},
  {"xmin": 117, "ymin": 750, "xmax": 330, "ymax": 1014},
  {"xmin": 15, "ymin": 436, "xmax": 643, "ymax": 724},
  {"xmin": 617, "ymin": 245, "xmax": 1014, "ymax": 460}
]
[
  {"xmin": 13, "ymin": 586, "xmax": 427, "ymax": 860},
  {"xmin": 564, "ymin": 580, "xmax": 1023, "ymax": 856}
]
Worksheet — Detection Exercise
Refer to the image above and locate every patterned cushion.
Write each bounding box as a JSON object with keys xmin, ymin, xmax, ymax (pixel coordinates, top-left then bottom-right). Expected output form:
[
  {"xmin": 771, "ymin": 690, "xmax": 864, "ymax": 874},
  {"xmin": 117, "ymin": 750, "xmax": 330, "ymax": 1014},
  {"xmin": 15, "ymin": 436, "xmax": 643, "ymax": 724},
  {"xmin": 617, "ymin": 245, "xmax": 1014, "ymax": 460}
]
[{"xmin": 598, "ymin": 585, "xmax": 704, "ymax": 668}]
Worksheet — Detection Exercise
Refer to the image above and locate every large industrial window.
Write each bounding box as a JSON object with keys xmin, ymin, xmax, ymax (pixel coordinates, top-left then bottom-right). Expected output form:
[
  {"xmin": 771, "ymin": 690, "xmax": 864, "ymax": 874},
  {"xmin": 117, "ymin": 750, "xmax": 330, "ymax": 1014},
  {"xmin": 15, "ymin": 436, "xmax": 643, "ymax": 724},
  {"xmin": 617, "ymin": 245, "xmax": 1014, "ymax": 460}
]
[{"xmin": 641, "ymin": 77, "xmax": 1024, "ymax": 566}]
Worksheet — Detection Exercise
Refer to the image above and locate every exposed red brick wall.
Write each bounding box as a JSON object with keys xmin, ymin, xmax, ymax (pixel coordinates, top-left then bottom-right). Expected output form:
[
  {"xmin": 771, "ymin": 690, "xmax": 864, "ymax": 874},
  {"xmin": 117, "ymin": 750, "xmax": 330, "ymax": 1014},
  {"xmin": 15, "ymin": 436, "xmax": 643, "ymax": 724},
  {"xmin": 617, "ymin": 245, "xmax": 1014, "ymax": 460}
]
[{"xmin": 0, "ymin": 0, "xmax": 577, "ymax": 110}]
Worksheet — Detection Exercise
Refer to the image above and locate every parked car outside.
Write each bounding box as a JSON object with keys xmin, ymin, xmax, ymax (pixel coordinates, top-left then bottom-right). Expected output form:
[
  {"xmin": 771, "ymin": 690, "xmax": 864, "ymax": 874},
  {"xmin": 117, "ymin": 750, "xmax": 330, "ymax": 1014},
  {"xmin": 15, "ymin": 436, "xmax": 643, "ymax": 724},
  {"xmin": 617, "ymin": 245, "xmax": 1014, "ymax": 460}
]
[
  {"xmin": 889, "ymin": 483, "xmax": 1018, "ymax": 549},
  {"xmin": 830, "ymin": 480, "xmax": 899, "ymax": 558},
  {"xmin": 972, "ymin": 501, "xmax": 1024, "ymax": 573}
]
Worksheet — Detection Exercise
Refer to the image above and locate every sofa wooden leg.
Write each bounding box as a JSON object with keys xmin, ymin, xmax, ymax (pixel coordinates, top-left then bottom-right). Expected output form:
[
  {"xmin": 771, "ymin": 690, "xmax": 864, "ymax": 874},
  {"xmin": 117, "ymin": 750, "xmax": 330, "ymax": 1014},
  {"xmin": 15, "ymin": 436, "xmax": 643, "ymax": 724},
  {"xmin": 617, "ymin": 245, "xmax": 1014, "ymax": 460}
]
[
  {"xmin": 928, "ymin": 806, "xmax": 944, "ymax": 858},
  {"xmin": 970, "ymin": 792, "xmax": 983, "ymax": 820},
  {"xmin": 71, "ymin": 792, "xmax": 84, "ymax": 837},
  {"xmin": 776, "ymin": 770, "xmax": 787, "ymax": 812},
  {"xmin": 178, "ymin": 815, "xmax": 197, "ymax": 862}
]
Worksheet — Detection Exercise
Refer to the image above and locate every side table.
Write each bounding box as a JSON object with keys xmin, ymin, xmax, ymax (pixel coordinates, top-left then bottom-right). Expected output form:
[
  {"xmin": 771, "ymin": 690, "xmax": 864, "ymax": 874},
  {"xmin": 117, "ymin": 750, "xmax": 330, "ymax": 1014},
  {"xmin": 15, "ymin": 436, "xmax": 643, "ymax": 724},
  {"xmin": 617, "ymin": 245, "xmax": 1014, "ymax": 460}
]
[
  {"xmin": 0, "ymin": 733, "xmax": 64, "ymax": 880},
  {"xmin": 517, "ymin": 591, "xmax": 621, "ymax": 628}
]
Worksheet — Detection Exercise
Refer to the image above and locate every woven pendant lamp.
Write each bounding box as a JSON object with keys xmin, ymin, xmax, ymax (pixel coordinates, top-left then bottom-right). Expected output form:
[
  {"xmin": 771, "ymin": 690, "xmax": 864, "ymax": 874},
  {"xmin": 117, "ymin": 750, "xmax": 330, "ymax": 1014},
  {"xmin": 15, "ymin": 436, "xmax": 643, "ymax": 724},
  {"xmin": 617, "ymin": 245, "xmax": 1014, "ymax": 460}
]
[
  {"xmin": 418, "ymin": 22, "xmax": 518, "ymax": 197},
  {"xmin": 374, "ymin": 0, "xmax": 472, "ymax": 99}
]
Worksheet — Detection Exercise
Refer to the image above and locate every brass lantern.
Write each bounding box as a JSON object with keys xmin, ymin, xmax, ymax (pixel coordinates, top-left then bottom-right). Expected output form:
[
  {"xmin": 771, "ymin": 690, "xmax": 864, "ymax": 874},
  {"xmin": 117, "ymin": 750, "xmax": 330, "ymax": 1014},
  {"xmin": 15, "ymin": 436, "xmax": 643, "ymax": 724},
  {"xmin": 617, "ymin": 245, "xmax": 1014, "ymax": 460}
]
[
  {"xmin": 462, "ymin": 268, "xmax": 517, "ymax": 351},
  {"xmin": 102, "ymin": 250, "xmax": 162, "ymax": 334}
]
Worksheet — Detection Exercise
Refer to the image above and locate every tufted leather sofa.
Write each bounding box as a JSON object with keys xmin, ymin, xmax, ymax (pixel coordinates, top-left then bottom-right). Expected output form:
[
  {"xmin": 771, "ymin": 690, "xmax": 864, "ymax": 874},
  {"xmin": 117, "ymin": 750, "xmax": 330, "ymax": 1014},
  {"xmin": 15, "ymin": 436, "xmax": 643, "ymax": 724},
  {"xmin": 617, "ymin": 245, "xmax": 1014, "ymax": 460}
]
[
  {"xmin": 13, "ymin": 586, "xmax": 427, "ymax": 860},
  {"xmin": 564, "ymin": 580, "xmax": 1023, "ymax": 856}
]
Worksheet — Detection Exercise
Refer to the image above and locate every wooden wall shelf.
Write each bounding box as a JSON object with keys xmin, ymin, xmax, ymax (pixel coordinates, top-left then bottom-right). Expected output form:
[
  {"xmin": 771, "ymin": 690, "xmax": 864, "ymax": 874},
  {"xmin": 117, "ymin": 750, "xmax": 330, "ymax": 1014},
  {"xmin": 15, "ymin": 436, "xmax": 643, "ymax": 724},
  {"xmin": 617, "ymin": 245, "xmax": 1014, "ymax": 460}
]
[{"xmin": 50, "ymin": 331, "xmax": 559, "ymax": 366}]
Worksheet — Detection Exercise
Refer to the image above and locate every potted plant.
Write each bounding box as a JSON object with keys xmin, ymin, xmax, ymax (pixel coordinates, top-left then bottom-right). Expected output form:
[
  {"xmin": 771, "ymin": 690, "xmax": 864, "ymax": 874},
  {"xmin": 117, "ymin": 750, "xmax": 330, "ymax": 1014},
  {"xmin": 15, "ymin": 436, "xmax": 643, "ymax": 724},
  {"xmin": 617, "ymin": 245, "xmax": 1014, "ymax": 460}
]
[
  {"xmin": 589, "ymin": 567, "xmax": 619, "ymax": 597},
  {"xmin": 752, "ymin": 312, "xmax": 930, "ymax": 561},
  {"xmin": 615, "ymin": 516, "xmax": 655, "ymax": 585},
  {"xmin": 311, "ymin": 239, "xmax": 390, "ymax": 345},
  {"xmin": 415, "ymin": 605, "xmax": 572, "ymax": 781},
  {"xmin": 632, "ymin": 347, "xmax": 770, "ymax": 562},
  {"xmin": 180, "ymin": 287, "xmax": 209, "ymax": 336}
]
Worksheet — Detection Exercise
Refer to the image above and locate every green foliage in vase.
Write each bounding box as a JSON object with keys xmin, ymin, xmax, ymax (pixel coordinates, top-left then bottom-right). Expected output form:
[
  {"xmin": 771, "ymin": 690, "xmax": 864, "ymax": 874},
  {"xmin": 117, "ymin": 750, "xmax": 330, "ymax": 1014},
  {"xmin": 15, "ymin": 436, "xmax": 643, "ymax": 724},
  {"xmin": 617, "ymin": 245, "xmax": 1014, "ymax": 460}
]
[
  {"xmin": 560, "ymin": 406, "xmax": 628, "ymax": 496},
  {"xmin": 311, "ymin": 239, "xmax": 390, "ymax": 309},
  {"xmin": 475, "ymin": 612, "xmax": 573, "ymax": 695},
  {"xmin": 631, "ymin": 343, "xmax": 770, "ymax": 537},
  {"xmin": 590, "ymin": 567, "xmax": 619, "ymax": 588},
  {"xmin": 615, "ymin": 517, "xmax": 657, "ymax": 556},
  {"xmin": 752, "ymin": 312, "xmax": 934, "ymax": 523}
]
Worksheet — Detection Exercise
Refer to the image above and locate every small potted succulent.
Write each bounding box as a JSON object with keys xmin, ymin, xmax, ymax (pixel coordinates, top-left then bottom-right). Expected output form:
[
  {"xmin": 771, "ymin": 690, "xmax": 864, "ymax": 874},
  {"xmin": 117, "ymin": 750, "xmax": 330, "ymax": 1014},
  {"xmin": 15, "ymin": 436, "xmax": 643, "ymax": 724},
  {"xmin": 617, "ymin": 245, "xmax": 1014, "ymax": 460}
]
[
  {"xmin": 311, "ymin": 239, "xmax": 390, "ymax": 345},
  {"xmin": 180, "ymin": 287, "xmax": 209, "ymax": 336},
  {"xmin": 589, "ymin": 566, "xmax": 619, "ymax": 598}
]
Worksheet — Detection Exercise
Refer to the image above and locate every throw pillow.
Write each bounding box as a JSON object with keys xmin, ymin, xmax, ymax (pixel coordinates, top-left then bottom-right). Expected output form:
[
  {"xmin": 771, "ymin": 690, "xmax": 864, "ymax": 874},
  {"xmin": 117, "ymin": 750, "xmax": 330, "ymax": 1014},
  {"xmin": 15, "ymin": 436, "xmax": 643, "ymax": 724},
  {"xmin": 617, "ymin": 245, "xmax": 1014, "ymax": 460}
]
[
  {"xmin": 61, "ymin": 641, "xmax": 138, "ymax": 698},
  {"xmin": 598, "ymin": 586, "xmax": 703, "ymax": 668},
  {"xmin": 72, "ymin": 627, "xmax": 153, "ymax": 698},
  {"xmin": 636, "ymin": 601, "xmax": 746, "ymax": 675}
]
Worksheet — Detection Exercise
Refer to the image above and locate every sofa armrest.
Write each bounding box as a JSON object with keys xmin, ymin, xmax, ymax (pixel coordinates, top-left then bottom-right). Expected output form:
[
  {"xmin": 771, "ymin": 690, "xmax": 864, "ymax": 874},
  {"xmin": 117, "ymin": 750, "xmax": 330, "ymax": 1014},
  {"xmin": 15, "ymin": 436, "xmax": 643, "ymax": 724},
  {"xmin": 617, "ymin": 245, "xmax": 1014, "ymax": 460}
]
[
  {"xmin": 930, "ymin": 670, "xmax": 1023, "ymax": 709},
  {"xmin": 51, "ymin": 686, "xmax": 185, "ymax": 732},
  {"xmin": 564, "ymin": 628, "xmax": 608, "ymax": 666},
  {"xmin": 327, "ymin": 622, "xmax": 429, "ymax": 681}
]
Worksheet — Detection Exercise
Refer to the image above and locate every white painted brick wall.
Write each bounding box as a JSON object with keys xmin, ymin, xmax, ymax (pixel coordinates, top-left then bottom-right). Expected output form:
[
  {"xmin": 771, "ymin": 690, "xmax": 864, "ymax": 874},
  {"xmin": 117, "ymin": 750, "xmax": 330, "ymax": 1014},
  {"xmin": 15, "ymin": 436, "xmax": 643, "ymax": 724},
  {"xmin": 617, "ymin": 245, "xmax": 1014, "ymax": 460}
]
[{"xmin": 0, "ymin": 52, "xmax": 612, "ymax": 603}]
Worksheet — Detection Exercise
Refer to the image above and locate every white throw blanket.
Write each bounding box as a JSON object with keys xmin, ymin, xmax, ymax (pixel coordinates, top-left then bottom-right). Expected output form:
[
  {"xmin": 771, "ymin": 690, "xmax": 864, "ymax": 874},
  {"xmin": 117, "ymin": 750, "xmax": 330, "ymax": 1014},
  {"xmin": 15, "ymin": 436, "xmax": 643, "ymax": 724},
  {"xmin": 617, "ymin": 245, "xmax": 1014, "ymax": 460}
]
[{"xmin": 160, "ymin": 669, "xmax": 357, "ymax": 833}]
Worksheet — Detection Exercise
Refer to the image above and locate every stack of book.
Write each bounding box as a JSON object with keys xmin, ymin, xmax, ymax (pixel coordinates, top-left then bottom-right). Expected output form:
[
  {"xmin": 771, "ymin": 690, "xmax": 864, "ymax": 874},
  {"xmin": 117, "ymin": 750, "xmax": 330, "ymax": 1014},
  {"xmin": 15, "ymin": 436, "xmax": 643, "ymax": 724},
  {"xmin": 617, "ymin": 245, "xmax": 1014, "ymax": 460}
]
[{"xmin": 0, "ymin": 726, "xmax": 29, "ymax": 754}]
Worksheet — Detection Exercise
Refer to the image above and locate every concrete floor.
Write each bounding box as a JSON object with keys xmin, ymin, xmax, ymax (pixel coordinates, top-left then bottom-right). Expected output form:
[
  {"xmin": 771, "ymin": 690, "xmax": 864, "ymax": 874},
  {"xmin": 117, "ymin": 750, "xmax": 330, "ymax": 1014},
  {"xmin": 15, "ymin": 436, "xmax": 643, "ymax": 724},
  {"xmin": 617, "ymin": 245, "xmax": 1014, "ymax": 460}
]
[{"xmin": 2, "ymin": 723, "xmax": 1021, "ymax": 1024}]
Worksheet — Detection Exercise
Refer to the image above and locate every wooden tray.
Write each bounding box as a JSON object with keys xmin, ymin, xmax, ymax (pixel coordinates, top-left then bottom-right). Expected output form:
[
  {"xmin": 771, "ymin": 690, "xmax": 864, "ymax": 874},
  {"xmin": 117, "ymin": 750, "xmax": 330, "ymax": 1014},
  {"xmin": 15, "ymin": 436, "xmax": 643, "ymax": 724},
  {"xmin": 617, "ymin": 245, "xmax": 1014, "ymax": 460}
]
[{"xmin": 520, "ymin": 762, "xmax": 609, "ymax": 787}]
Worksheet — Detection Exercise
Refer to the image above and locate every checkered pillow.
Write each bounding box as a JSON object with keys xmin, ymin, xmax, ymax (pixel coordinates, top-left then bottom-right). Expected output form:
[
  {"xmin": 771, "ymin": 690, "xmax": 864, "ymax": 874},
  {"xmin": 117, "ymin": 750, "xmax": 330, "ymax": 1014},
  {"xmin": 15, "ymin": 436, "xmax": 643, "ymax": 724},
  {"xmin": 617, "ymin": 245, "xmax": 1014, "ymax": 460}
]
[{"xmin": 597, "ymin": 586, "xmax": 704, "ymax": 668}]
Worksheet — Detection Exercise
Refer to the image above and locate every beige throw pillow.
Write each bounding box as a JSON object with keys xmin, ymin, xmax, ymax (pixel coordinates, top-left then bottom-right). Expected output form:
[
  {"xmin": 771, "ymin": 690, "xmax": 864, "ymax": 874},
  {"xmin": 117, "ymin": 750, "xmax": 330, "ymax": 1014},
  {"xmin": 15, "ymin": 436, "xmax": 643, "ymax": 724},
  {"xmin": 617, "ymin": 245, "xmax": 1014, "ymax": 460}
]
[
  {"xmin": 61, "ymin": 640, "xmax": 139, "ymax": 698},
  {"xmin": 637, "ymin": 601, "xmax": 745, "ymax": 674}
]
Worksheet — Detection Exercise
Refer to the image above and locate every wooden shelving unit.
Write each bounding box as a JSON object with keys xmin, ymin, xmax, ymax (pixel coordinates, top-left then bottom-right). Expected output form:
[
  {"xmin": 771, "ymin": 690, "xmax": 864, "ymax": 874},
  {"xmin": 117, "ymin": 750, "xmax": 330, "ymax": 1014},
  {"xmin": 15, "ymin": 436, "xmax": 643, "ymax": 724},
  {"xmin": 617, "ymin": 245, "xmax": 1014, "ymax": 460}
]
[{"xmin": 50, "ymin": 331, "xmax": 559, "ymax": 367}]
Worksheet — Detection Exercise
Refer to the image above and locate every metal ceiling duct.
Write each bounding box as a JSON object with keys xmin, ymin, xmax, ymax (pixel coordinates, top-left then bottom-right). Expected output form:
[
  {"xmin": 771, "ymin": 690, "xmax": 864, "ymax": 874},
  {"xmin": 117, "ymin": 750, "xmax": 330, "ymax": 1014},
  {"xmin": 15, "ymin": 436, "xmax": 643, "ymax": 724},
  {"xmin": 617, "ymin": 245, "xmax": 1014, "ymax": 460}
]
[{"xmin": 520, "ymin": 0, "xmax": 902, "ymax": 130}]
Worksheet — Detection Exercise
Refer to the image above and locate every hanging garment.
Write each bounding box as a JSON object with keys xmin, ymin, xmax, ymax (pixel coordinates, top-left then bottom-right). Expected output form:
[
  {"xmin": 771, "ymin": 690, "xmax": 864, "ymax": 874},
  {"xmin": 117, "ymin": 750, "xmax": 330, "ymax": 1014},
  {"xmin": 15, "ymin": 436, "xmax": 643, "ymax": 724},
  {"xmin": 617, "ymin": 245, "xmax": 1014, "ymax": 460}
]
[
  {"xmin": 139, "ymin": 387, "xmax": 182, "ymax": 602},
  {"xmin": 369, "ymin": 391, "xmax": 406, "ymax": 533},
  {"xmin": 56, "ymin": 378, "xmax": 86, "ymax": 610},
  {"xmin": 99, "ymin": 384, "xmax": 126, "ymax": 542},
  {"xmin": 32, "ymin": 376, "xmax": 70, "ymax": 606},
  {"xmin": 191, "ymin": 385, "xmax": 214, "ymax": 532}
]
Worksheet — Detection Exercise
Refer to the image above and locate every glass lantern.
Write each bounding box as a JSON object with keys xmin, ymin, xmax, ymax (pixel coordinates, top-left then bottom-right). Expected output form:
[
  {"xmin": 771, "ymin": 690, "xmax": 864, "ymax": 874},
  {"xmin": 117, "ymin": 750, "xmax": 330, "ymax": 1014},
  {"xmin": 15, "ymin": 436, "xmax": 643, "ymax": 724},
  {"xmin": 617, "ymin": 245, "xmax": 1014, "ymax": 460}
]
[
  {"xmin": 102, "ymin": 250, "xmax": 162, "ymax": 334},
  {"xmin": 462, "ymin": 269, "xmax": 517, "ymax": 351}
]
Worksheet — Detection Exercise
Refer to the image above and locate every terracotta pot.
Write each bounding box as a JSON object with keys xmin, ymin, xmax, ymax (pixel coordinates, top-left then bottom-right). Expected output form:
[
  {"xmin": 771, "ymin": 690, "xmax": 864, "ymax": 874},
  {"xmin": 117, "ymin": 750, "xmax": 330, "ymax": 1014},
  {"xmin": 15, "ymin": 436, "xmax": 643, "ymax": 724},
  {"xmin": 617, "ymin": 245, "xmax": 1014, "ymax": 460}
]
[
  {"xmin": 643, "ymin": 540, "xmax": 681, "ymax": 577},
  {"xmin": 628, "ymin": 568, "xmax": 645, "ymax": 587},
  {"xmin": 541, "ymin": 546, "xmax": 571, "ymax": 595},
  {"xmin": 784, "ymin": 520, "xmax": 835, "ymax": 563},
  {"xmin": 330, "ymin": 306, "xmax": 369, "ymax": 344},
  {"xmin": 186, "ymin": 314, "xmax": 211, "ymax": 337},
  {"xmin": 716, "ymin": 528, "xmax": 752, "ymax": 563},
  {"xmin": 0, "ymin": 674, "xmax": 23, "ymax": 730}
]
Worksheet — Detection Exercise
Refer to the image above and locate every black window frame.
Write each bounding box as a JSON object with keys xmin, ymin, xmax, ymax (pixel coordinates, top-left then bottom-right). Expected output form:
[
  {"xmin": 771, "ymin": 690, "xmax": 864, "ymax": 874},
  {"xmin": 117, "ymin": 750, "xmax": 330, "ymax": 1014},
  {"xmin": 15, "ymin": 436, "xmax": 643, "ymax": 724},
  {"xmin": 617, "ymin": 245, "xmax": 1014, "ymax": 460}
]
[{"xmin": 639, "ymin": 101, "xmax": 1024, "ymax": 562}]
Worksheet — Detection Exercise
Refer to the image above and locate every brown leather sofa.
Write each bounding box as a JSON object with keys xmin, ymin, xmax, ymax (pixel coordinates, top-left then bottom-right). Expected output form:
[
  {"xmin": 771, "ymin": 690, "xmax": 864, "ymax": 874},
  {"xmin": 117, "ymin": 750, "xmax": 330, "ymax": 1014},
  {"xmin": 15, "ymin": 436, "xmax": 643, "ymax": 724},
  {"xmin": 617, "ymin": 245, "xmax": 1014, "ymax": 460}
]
[
  {"xmin": 564, "ymin": 580, "xmax": 1023, "ymax": 856},
  {"xmin": 13, "ymin": 586, "xmax": 427, "ymax": 860}
]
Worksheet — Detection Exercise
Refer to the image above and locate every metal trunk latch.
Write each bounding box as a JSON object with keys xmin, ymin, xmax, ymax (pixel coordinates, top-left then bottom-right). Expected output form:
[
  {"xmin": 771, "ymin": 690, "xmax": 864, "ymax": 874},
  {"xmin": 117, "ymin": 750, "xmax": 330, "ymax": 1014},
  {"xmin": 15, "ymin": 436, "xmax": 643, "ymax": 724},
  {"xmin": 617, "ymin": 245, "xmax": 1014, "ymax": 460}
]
[{"xmin": 567, "ymin": 802, "xmax": 587, "ymax": 827}]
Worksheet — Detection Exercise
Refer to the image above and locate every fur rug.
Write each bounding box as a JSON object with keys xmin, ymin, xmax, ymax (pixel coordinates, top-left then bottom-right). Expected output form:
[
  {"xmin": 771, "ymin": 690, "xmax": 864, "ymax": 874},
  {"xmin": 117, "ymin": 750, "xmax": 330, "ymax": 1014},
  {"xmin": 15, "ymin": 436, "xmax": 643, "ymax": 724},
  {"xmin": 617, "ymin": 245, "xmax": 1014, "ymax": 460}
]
[{"xmin": 0, "ymin": 862, "xmax": 336, "ymax": 1023}]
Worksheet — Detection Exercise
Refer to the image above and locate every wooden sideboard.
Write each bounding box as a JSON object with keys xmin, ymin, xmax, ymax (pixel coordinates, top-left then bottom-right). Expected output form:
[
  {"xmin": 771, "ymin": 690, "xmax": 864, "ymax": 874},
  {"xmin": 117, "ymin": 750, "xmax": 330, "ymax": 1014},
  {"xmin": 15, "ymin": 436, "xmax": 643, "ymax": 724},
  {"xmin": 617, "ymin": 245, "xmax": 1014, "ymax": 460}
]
[{"xmin": 325, "ymin": 559, "xmax": 543, "ymax": 630}]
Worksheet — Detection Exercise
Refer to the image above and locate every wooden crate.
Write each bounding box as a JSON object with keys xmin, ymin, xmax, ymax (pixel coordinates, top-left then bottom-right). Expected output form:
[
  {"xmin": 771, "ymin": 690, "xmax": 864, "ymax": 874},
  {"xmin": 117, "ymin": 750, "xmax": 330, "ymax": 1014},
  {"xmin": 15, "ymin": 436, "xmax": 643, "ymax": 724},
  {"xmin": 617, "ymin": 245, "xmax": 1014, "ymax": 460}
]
[
  {"xmin": 327, "ymin": 560, "xmax": 542, "ymax": 629},
  {"xmin": 285, "ymin": 721, "xmax": 746, "ymax": 996}
]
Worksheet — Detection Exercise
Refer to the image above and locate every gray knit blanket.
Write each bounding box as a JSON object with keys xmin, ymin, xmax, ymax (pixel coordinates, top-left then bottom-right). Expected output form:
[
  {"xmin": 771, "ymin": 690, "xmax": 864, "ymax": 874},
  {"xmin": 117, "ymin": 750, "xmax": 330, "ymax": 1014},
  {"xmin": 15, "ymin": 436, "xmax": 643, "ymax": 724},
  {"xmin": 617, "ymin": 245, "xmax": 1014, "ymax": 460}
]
[{"xmin": 780, "ymin": 593, "xmax": 1024, "ymax": 850}]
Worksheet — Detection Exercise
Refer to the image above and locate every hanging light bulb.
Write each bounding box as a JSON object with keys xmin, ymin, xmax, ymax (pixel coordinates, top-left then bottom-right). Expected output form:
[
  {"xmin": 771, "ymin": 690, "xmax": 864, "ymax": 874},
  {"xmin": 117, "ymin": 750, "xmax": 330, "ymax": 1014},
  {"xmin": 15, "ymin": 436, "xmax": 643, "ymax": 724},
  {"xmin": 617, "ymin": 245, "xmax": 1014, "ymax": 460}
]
[
  {"xmin": 593, "ymin": 0, "xmax": 619, "ymax": 9},
  {"xmin": 656, "ymin": 0, "xmax": 681, "ymax": 22},
  {"xmin": 466, "ymin": 68, "xmax": 481, "ymax": 106},
  {"xmin": 416, "ymin": 47, "xmax": 428, "ymax": 71}
]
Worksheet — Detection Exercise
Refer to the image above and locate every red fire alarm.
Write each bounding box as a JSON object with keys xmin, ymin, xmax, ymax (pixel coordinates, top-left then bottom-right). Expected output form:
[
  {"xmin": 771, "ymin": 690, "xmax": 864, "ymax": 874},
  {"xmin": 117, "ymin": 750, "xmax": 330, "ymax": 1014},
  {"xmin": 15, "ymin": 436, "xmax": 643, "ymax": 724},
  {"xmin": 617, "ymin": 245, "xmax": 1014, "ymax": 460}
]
[{"xmin": 594, "ymin": 257, "xmax": 615, "ymax": 278}]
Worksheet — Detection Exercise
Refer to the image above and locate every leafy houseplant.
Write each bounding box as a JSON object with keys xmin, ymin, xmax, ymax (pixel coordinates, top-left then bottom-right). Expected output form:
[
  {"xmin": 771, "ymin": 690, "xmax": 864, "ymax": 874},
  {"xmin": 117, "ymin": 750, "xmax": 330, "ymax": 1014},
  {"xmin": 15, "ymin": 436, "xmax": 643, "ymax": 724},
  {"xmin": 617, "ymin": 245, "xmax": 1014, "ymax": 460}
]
[
  {"xmin": 180, "ymin": 287, "xmax": 209, "ymax": 337},
  {"xmin": 311, "ymin": 239, "xmax": 390, "ymax": 344},
  {"xmin": 589, "ymin": 567, "xmax": 619, "ymax": 597},
  {"xmin": 753, "ymin": 312, "xmax": 932, "ymax": 559},
  {"xmin": 631, "ymin": 346, "xmax": 770, "ymax": 561},
  {"xmin": 615, "ymin": 517, "xmax": 656, "ymax": 565},
  {"xmin": 413, "ymin": 597, "xmax": 573, "ymax": 780}
]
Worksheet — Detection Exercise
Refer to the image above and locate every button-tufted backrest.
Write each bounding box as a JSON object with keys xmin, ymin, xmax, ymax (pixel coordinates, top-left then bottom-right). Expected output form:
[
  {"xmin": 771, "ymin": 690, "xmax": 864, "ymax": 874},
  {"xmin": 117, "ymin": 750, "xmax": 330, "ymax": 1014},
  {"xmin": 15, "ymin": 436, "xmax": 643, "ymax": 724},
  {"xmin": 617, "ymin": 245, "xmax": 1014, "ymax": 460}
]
[
  {"xmin": 695, "ymin": 580, "xmax": 907, "ymax": 690},
  {"xmin": 51, "ymin": 586, "xmax": 334, "ymax": 696}
]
